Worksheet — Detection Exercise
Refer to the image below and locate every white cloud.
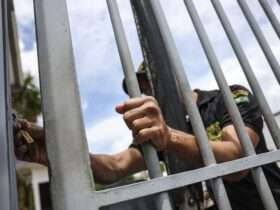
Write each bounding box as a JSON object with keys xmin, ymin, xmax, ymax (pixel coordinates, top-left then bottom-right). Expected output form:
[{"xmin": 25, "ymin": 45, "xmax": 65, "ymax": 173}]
[
  {"xmin": 19, "ymin": 40, "xmax": 39, "ymax": 83},
  {"xmin": 13, "ymin": 0, "xmax": 34, "ymax": 26},
  {"xmin": 13, "ymin": 0, "xmax": 280, "ymax": 154},
  {"xmin": 86, "ymin": 115, "xmax": 132, "ymax": 154}
]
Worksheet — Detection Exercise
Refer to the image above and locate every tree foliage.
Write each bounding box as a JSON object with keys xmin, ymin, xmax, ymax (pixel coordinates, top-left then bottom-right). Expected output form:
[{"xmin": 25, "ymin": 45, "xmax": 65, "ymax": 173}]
[{"xmin": 13, "ymin": 73, "xmax": 41, "ymax": 122}]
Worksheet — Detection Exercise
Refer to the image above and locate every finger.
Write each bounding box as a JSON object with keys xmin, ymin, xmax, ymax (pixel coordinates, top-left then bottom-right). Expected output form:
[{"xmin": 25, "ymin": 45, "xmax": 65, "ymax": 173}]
[
  {"xmin": 17, "ymin": 119, "xmax": 31, "ymax": 130},
  {"xmin": 116, "ymin": 97, "xmax": 145, "ymax": 114},
  {"xmin": 123, "ymin": 109, "xmax": 145, "ymax": 131},
  {"xmin": 134, "ymin": 126, "xmax": 159, "ymax": 146},
  {"xmin": 123, "ymin": 105, "xmax": 148, "ymax": 129},
  {"xmin": 116, "ymin": 96, "xmax": 156, "ymax": 114},
  {"xmin": 131, "ymin": 117, "xmax": 154, "ymax": 134},
  {"xmin": 22, "ymin": 120, "xmax": 31, "ymax": 130},
  {"xmin": 124, "ymin": 101, "xmax": 161, "ymax": 130},
  {"xmin": 115, "ymin": 103, "xmax": 126, "ymax": 114},
  {"xmin": 15, "ymin": 122, "xmax": 22, "ymax": 130}
]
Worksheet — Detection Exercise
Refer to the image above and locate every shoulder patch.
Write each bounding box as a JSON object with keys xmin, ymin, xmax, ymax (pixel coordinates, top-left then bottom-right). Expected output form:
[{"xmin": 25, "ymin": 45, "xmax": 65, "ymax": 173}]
[
  {"xmin": 207, "ymin": 122, "xmax": 222, "ymax": 142},
  {"xmin": 232, "ymin": 89, "xmax": 250, "ymax": 104}
]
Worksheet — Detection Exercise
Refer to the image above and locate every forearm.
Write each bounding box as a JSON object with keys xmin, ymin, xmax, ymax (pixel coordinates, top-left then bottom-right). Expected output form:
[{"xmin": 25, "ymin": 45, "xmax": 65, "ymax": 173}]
[
  {"xmin": 166, "ymin": 128, "xmax": 242, "ymax": 165},
  {"xmin": 90, "ymin": 154, "xmax": 122, "ymax": 184},
  {"xmin": 166, "ymin": 128, "xmax": 248, "ymax": 181},
  {"xmin": 90, "ymin": 148, "xmax": 146, "ymax": 185}
]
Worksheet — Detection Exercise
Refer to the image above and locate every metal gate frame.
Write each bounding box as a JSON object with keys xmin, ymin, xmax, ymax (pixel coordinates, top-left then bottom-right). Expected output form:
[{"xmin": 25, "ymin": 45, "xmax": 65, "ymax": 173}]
[
  {"xmin": 0, "ymin": 0, "xmax": 18, "ymax": 209},
  {"xmin": 32, "ymin": 0, "xmax": 280, "ymax": 209},
  {"xmin": 1, "ymin": 0, "xmax": 280, "ymax": 210}
]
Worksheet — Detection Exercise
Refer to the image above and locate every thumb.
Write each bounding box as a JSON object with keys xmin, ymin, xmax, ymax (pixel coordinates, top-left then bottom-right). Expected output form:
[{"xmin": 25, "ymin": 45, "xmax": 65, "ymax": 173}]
[{"xmin": 115, "ymin": 103, "xmax": 125, "ymax": 114}]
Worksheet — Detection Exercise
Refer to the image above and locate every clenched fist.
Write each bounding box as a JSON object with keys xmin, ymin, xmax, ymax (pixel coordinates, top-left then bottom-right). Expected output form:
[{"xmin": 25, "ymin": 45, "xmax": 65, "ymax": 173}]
[{"xmin": 116, "ymin": 96, "xmax": 171, "ymax": 151}]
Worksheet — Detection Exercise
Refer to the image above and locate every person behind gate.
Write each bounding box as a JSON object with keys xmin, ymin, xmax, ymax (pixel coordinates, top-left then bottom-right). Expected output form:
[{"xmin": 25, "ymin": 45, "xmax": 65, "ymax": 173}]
[{"xmin": 14, "ymin": 63, "xmax": 280, "ymax": 210}]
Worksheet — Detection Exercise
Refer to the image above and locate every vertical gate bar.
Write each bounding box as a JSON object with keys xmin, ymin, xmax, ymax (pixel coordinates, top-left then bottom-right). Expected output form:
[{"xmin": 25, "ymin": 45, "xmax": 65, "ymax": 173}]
[
  {"xmin": 130, "ymin": 1, "xmax": 204, "ymax": 208},
  {"xmin": 184, "ymin": 1, "xmax": 278, "ymax": 209},
  {"xmin": 0, "ymin": 0, "xmax": 11, "ymax": 209},
  {"xmin": 211, "ymin": 0, "xmax": 280, "ymax": 149},
  {"xmin": 147, "ymin": 0, "xmax": 233, "ymax": 209},
  {"xmin": 259, "ymin": 0, "xmax": 280, "ymax": 38},
  {"xmin": 8, "ymin": 0, "xmax": 23, "ymax": 87},
  {"xmin": 0, "ymin": 0, "xmax": 18, "ymax": 209},
  {"xmin": 237, "ymin": 0, "xmax": 280, "ymax": 84},
  {"xmin": 130, "ymin": 0, "xmax": 194, "ymax": 175},
  {"xmin": 33, "ymin": 0, "xmax": 96, "ymax": 209},
  {"xmin": 0, "ymin": 8, "xmax": 11, "ymax": 209},
  {"xmin": 106, "ymin": 1, "xmax": 174, "ymax": 209},
  {"xmin": 6, "ymin": 1, "xmax": 19, "ymax": 209}
]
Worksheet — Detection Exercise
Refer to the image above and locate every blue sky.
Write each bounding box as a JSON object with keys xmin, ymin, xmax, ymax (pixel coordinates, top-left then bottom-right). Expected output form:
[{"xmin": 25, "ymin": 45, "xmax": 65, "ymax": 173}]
[{"xmin": 14, "ymin": 0, "xmax": 280, "ymax": 154}]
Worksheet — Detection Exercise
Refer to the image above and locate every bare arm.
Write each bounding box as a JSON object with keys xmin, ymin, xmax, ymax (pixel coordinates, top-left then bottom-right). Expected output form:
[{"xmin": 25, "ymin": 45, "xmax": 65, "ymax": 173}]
[
  {"xmin": 90, "ymin": 148, "xmax": 146, "ymax": 184},
  {"xmin": 116, "ymin": 96, "xmax": 261, "ymax": 182},
  {"xmin": 16, "ymin": 119, "xmax": 146, "ymax": 184},
  {"xmin": 167, "ymin": 125, "xmax": 259, "ymax": 164},
  {"xmin": 167, "ymin": 125, "xmax": 260, "ymax": 181}
]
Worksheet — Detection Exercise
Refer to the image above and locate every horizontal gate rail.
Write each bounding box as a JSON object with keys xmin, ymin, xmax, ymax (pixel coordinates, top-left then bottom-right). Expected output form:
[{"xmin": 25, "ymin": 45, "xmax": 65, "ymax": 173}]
[
  {"xmin": 94, "ymin": 150, "xmax": 280, "ymax": 207},
  {"xmin": 5, "ymin": 0, "xmax": 279, "ymax": 209},
  {"xmin": 184, "ymin": 1, "xmax": 278, "ymax": 209}
]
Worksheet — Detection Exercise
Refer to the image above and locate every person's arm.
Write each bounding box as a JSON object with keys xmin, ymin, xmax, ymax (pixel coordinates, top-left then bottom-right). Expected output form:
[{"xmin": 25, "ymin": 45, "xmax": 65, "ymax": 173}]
[
  {"xmin": 116, "ymin": 95, "xmax": 261, "ymax": 182},
  {"xmin": 167, "ymin": 125, "xmax": 259, "ymax": 181},
  {"xmin": 15, "ymin": 119, "xmax": 44, "ymax": 139},
  {"xmin": 15, "ymin": 119, "xmax": 146, "ymax": 184},
  {"xmin": 90, "ymin": 148, "xmax": 146, "ymax": 184},
  {"xmin": 15, "ymin": 119, "xmax": 48, "ymax": 164}
]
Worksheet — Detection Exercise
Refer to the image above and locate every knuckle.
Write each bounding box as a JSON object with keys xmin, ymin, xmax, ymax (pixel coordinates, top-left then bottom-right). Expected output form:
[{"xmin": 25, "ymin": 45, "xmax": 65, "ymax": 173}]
[
  {"xmin": 145, "ymin": 96, "xmax": 158, "ymax": 104},
  {"xmin": 155, "ymin": 126, "xmax": 162, "ymax": 135},
  {"xmin": 145, "ymin": 96, "xmax": 155, "ymax": 101},
  {"xmin": 148, "ymin": 118, "xmax": 155, "ymax": 125},
  {"xmin": 158, "ymin": 125, "xmax": 165, "ymax": 132},
  {"xmin": 145, "ymin": 102, "xmax": 160, "ymax": 113},
  {"xmin": 138, "ymin": 129, "xmax": 144, "ymax": 136},
  {"xmin": 132, "ymin": 120, "xmax": 138, "ymax": 129},
  {"xmin": 123, "ymin": 113, "xmax": 129, "ymax": 121},
  {"xmin": 138, "ymin": 129, "xmax": 146, "ymax": 138}
]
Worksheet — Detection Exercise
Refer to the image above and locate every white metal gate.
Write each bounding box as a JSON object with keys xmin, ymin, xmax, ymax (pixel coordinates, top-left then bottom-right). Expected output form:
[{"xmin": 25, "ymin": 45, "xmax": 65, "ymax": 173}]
[{"xmin": 1, "ymin": 0, "xmax": 280, "ymax": 210}]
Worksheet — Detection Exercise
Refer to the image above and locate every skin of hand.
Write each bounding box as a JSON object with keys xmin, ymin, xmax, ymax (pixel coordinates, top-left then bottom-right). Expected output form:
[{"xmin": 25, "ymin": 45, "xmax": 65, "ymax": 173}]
[
  {"xmin": 15, "ymin": 119, "xmax": 31, "ymax": 130},
  {"xmin": 115, "ymin": 95, "xmax": 260, "ymax": 182},
  {"xmin": 15, "ymin": 119, "xmax": 48, "ymax": 165},
  {"xmin": 115, "ymin": 96, "xmax": 172, "ymax": 151},
  {"xmin": 16, "ymin": 119, "xmax": 44, "ymax": 139},
  {"xmin": 15, "ymin": 95, "xmax": 260, "ymax": 184}
]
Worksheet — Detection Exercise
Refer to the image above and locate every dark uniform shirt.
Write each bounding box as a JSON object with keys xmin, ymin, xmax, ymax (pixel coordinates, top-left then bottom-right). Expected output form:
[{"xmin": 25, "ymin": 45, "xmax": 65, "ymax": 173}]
[{"xmin": 194, "ymin": 84, "xmax": 280, "ymax": 210}]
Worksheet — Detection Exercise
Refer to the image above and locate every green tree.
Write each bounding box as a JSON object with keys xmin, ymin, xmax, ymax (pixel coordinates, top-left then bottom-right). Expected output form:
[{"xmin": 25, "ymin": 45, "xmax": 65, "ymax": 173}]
[
  {"xmin": 12, "ymin": 73, "xmax": 42, "ymax": 210},
  {"xmin": 12, "ymin": 73, "xmax": 41, "ymax": 122}
]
